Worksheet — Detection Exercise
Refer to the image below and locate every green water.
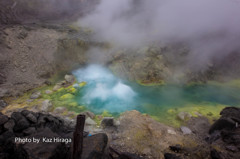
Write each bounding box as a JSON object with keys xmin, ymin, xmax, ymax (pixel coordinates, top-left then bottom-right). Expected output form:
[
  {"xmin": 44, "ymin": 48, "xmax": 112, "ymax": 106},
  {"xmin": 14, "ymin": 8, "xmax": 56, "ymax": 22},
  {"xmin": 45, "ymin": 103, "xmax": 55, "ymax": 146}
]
[{"xmin": 71, "ymin": 65, "xmax": 240, "ymax": 126}]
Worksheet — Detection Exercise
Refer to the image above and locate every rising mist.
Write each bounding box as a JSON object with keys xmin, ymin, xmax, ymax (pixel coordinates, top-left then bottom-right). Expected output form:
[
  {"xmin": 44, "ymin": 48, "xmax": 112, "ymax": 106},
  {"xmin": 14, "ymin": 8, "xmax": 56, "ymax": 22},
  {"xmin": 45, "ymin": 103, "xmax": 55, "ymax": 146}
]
[{"xmin": 78, "ymin": 0, "xmax": 240, "ymax": 71}]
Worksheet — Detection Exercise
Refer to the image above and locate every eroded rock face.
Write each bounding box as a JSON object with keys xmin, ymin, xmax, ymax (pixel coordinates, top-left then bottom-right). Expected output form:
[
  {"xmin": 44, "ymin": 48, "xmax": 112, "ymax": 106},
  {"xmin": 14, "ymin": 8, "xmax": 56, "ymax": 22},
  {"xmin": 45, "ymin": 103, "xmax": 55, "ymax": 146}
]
[{"xmin": 0, "ymin": 0, "xmax": 98, "ymax": 25}]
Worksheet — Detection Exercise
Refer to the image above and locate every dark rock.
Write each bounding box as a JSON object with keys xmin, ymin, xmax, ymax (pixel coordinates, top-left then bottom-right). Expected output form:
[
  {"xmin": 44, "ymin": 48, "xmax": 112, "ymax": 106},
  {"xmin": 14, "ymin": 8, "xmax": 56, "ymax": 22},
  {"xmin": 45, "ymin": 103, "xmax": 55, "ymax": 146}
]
[
  {"xmin": 119, "ymin": 152, "xmax": 142, "ymax": 159},
  {"xmin": 82, "ymin": 133, "xmax": 108, "ymax": 159},
  {"xmin": 220, "ymin": 107, "xmax": 240, "ymax": 123},
  {"xmin": 210, "ymin": 149, "xmax": 222, "ymax": 159},
  {"xmin": 225, "ymin": 145, "xmax": 238, "ymax": 152},
  {"xmin": 209, "ymin": 118, "xmax": 236, "ymax": 134},
  {"xmin": 23, "ymin": 127, "xmax": 36, "ymax": 136},
  {"xmin": 0, "ymin": 126, "xmax": 3, "ymax": 134},
  {"xmin": 221, "ymin": 129, "xmax": 240, "ymax": 145},
  {"xmin": 164, "ymin": 153, "xmax": 182, "ymax": 159},
  {"xmin": 37, "ymin": 114, "xmax": 64, "ymax": 133},
  {"xmin": 3, "ymin": 119, "xmax": 15, "ymax": 131},
  {"xmin": 169, "ymin": 144, "xmax": 182, "ymax": 153},
  {"xmin": 11, "ymin": 112, "xmax": 25, "ymax": 122},
  {"xmin": 0, "ymin": 114, "xmax": 8, "ymax": 125},
  {"xmin": 0, "ymin": 131, "xmax": 15, "ymax": 143},
  {"xmin": 25, "ymin": 113, "xmax": 37, "ymax": 123},
  {"xmin": 205, "ymin": 131, "xmax": 221, "ymax": 144},
  {"xmin": 23, "ymin": 128, "xmax": 69, "ymax": 159},
  {"xmin": 13, "ymin": 118, "xmax": 30, "ymax": 132},
  {"xmin": 101, "ymin": 117, "xmax": 114, "ymax": 128}
]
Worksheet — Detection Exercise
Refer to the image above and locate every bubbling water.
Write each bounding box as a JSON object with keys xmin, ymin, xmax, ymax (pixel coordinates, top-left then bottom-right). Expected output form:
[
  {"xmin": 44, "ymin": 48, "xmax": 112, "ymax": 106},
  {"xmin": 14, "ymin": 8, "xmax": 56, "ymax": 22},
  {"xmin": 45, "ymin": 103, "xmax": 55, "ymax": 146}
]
[{"xmin": 72, "ymin": 64, "xmax": 136, "ymax": 113}]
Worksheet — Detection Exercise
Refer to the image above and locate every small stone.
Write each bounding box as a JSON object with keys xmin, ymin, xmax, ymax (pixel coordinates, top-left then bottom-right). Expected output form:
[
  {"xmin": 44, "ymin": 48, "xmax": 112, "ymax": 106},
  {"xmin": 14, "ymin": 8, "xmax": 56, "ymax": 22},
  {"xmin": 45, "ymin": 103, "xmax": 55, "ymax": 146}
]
[
  {"xmin": 53, "ymin": 107, "xmax": 67, "ymax": 114},
  {"xmin": 0, "ymin": 100, "xmax": 7, "ymax": 108},
  {"xmin": 101, "ymin": 117, "xmax": 114, "ymax": 128},
  {"xmin": 114, "ymin": 120, "xmax": 120, "ymax": 126},
  {"xmin": 53, "ymin": 84, "xmax": 61, "ymax": 91},
  {"xmin": 41, "ymin": 100, "xmax": 53, "ymax": 112},
  {"xmin": 45, "ymin": 90, "xmax": 53, "ymax": 94},
  {"xmin": 27, "ymin": 99, "xmax": 34, "ymax": 103},
  {"xmin": 30, "ymin": 91, "xmax": 41, "ymax": 99},
  {"xmin": 0, "ymin": 114, "xmax": 8, "ymax": 125},
  {"xmin": 177, "ymin": 112, "xmax": 192, "ymax": 121},
  {"xmin": 180, "ymin": 126, "xmax": 192, "ymax": 135},
  {"xmin": 65, "ymin": 75, "xmax": 75, "ymax": 84},
  {"xmin": 85, "ymin": 117, "xmax": 97, "ymax": 125},
  {"xmin": 167, "ymin": 129, "xmax": 177, "ymax": 135}
]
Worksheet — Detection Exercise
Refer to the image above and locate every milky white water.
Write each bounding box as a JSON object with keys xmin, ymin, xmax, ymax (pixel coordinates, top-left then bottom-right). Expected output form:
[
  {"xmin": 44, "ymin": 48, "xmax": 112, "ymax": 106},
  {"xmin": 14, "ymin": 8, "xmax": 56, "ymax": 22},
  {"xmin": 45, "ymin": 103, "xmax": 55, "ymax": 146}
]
[{"xmin": 73, "ymin": 65, "xmax": 136, "ymax": 113}]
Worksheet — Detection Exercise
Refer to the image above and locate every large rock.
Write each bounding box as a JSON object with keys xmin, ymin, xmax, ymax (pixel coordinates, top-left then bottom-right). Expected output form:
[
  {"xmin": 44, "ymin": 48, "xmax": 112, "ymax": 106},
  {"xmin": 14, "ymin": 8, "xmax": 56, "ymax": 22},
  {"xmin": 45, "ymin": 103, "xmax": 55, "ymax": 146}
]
[
  {"xmin": 85, "ymin": 117, "xmax": 97, "ymax": 125},
  {"xmin": 209, "ymin": 118, "xmax": 236, "ymax": 134},
  {"xmin": 220, "ymin": 107, "xmax": 240, "ymax": 123},
  {"xmin": 11, "ymin": 112, "xmax": 30, "ymax": 132},
  {"xmin": 208, "ymin": 107, "xmax": 240, "ymax": 159},
  {"xmin": 80, "ymin": 111, "xmax": 95, "ymax": 119},
  {"xmin": 113, "ymin": 110, "xmax": 196, "ymax": 158}
]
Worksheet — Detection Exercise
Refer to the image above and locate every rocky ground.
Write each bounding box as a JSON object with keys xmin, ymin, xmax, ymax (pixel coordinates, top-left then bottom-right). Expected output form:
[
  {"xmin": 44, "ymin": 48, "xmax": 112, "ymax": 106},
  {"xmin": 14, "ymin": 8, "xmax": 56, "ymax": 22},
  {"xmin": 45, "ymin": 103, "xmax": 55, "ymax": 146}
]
[{"xmin": 1, "ymin": 104, "xmax": 240, "ymax": 159}]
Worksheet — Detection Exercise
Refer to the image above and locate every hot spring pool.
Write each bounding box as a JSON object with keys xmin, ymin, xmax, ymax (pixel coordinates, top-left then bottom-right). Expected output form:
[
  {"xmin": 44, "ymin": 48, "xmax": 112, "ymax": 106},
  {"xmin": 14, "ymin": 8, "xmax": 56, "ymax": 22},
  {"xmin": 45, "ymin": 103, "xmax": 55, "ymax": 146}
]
[{"xmin": 72, "ymin": 64, "xmax": 240, "ymax": 125}]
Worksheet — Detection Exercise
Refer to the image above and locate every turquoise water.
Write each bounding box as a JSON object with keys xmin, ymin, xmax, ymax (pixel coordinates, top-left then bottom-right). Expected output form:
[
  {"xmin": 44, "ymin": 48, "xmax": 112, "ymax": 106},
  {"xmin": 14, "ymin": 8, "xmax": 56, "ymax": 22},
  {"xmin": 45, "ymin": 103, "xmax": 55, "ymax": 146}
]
[{"xmin": 73, "ymin": 65, "xmax": 240, "ymax": 117}]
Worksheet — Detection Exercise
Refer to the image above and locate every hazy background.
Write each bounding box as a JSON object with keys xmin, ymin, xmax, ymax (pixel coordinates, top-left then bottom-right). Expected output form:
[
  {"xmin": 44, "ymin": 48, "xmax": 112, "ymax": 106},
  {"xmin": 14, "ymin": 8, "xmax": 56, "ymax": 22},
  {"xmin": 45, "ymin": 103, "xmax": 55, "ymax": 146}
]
[{"xmin": 78, "ymin": 0, "xmax": 240, "ymax": 71}]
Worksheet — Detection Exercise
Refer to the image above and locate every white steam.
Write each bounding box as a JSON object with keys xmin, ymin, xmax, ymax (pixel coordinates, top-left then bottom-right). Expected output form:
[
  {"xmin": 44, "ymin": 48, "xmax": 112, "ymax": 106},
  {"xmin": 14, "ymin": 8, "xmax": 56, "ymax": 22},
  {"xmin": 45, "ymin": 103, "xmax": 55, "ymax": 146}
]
[
  {"xmin": 72, "ymin": 65, "xmax": 136, "ymax": 112},
  {"xmin": 79, "ymin": 0, "xmax": 240, "ymax": 70}
]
